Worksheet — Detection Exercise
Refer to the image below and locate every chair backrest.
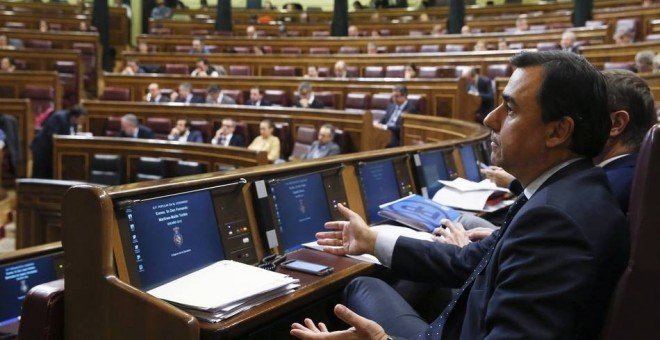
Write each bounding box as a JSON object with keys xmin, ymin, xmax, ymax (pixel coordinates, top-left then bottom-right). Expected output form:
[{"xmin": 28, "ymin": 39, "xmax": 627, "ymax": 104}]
[
  {"xmin": 296, "ymin": 126, "xmax": 317, "ymax": 144},
  {"xmin": 346, "ymin": 66, "xmax": 359, "ymax": 78},
  {"xmin": 370, "ymin": 93, "xmax": 392, "ymax": 111},
  {"xmin": 601, "ymin": 124, "xmax": 660, "ymax": 339},
  {"xmin": 508, "ymin": 42, "xmax": 524, "ymax": 49},
  {"xmin": 229, "ymin": 65, "xmax": 251, "ymax": 76},
  {"xmin": 90, "ymin": 154, "xmax": 123, "ymax": 185},
  {"xmin": 25, "ymin": 39, "xmax": 52, "ymax": 49},
  {"xmin": 105, "ymin": 117, "xmax": 121, "ymax": 137},
  {"xmin": 309, "ymin": 47, "xmax": 330, "ymax": 55},
  {"xmin": 290, "ymin": 143, "xmax": 312, "ymax": 160},
  {"xmin": 616, "ymin": 18, "xmax": 641, "ymax": 41},
  {"xmin": 273, "ymin": 65, "xmax": 296, "ymax": 77},
  {"xmin": 145, "ymin": 117, "xmax": 172, "ymax": 140},
  {"xmin": 312, "ymin": 30, "xmax": 329, "ymax": 37},
  {"xmin": 536, "ymin": 42, "xmax": 560, "ymax": 51},
  {"xmin": 176, "ymin": 160, "xmax": 206, "ymax": 177},
  {"xmin": 234, "ymin": 121, "xmax": 250, "ymax": 144},
  {"xmin": 55, "ymin": 61, "xmax": 76, "ymax": 74},
  {"xmin": 407, "ymin": 94, "xmax": 426, "ymax": 114},
  {"xmin": 420, "ymin": 45, "xmax": 440, "ymax": 53},
  {"xmin": 190, "ymin": 120, "xmax": 213, "ymax": 143},
  {"xmin": 445, "ymin": 44, "xmax": 465, "ymax": 52},
  {"xmin": 395, "ymin": 45, "xmax": 416, "ymax": 53},
  {"xmin": 486, "ymin": 64, "xmax": 514, "ymax": 79},
  {"xmin": 280, "ymin": 47, "xmax": 302, "ymax": 54},
  {"xmin": 175, "ymin": 45, "xmax": 193, "ymax": 53},
  {"xmin": 603, "ymin": 62, "xmax": 636, "ymax": 72},
  {"xmin": 5, "ymin": 21, "xmax": 25, "ymax": 29},
  {"xmin": 23, "ymin": 85, "xmax": 54, "ymax": 117},
  {"xmin": 233, "ymin": 46, "xmax": 251, "ymax": 54},
  {"xmin": 273, "ymin": 122, "xmax": 290, "ymax": 159},
  {"xmin": 263, "ymin": 89, "xmax": 288, "ymax": 106},
  {"xmin": 100, "ymin": 87, "xmax": 130, "ymax": 101},
  {"xmin": 364, "ymin": 66, "xmax": 384, "ymax": 78},
  {"xmin": 385, "ymin": 65, "xmax": 406, "ymax": 78},
  {"xmin": 315, "ymin": 92, "xmax": 336, "ymax": 109},
  {"xmin": 135, "ymin": 157, "xmax": 165, "ymax": 182},
  {"xmin": 345, "ymin": 93, "xmax": 371, "ymax": 110},
  {"xmin": 165, "ymin": 63, "xmax": 190, "ymax": 75},
  {"xmin": 18, "ymin": 279, "xmax": 65, "ymax": 340},
  {"xmin": 339, "ymin": 46, "xmax": 360, "ymax": 54}
]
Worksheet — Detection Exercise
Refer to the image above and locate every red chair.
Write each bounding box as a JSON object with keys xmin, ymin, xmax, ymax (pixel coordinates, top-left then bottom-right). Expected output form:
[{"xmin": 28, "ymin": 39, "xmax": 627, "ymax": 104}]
[
  {"xmin": 280, "ymin": 47, "xmax": 302, "ymax": 54},
  {"xmin": 72, "ymin": 42, "xmax": 97, "ymax": 90},
  {"xmin": 273, "ymin": 66, "xmax": 296, "ymax": 77},
  {"xmin": 190, "ymin": 29, "xmax": 209, "ymax": 36},
  {"xmin": 221, "ymin": 89, "xmax": 243, "ymax": 104},
  {"xmin": 234, "ymin": 121, "xmax": 250, "ymax": 144},
  {"xmin": 233, "ymin": 46, "xmax": 251, "ymax": 54},
  {"xmin": 370, "ymin": 92, "xmax": 392, "ymax": 117},
  {"xmin": 486, "ymin": 64, "xmax": 513, "ymax": 79},
  {"xmin": 26, "ymin": 40, "xmax": 52, "ymax": 49},
  {"xmin": 149, "ymin": 27, "xmax": 171, "ymax": 35},
  {"xmin": 445, "ymin": 44, "xmax": 465, "ymax": 52},
  {"xmin": 290, "ymin": 126, "xmax": 317, "ymax": 160},
  {"xmin": 5, "ymin": 22, "xmax": 25, "ymax": 29},
  {"xmin": 101, "ymin": 87, "xmax": 130, "ymax": 101},
  {"xmin": 601, "ymin": 124, "xmax": 660, "ymax": 339},
  {"xmin": 175, "ymin": 45, "xmax": 193, "ymax": 53},
  {"xmin": 309, "ymin": 47, "xmax": 330, "ymax": 55},
  {"xmin": 190, "ymin": 120, "xmax": 213, "ymax": 143},
  {"xmin": 408, "ymin": 31, "xmax": 425, "ymax": 37},
  {"xmin": 339, "ymin": 46, "xmax": 360, "ymax": 54},
  {"xmin": 17, "ymin": 279, "xmax": 65, "ymax": 340},
  {"xmin": 645, "ymin": 34, "xmax": 660, "ymax": 42},
  {"xmin": 364, "ymin": 66, "xmax": 384, "ymax": 78},
  {"xmin": 263, "ymin": 89, "xmax": 288, "ymax": 106},
  {"xmin": 318, "ymin": 67, "xmax": 330, "ymax": 77},
  {"xmin": 536, "ymin": 42, "xmax": 560, "ymax": 51},
  {"xmin": 345, "ymin": 93, "xmax": 371, "ymax": 110},
  {"xmin": 105, "ymin": 117, "xmax": 122, "ymax": 136},
  {"xmin": 454, "ymin": 65, "xmax": 474, "ymax": 77},
  {"xmin": 407, "ymin": 94, "xmax": 427, "ymax": 114},
  {"xmin": 23, "ymin": 85, "xmax": 54, "ymax": 118},
  {"xmin": 395, "ymin": 46, "xmax": 416, "ymax": 53},
  {"xmin": 146, "ymin": 117, "xmax": 173, "ymax": 140},
  {"xmin": 603, "ymin": 62, "xmax": 636, "ymax": 72},
  {"xmin": 229, "ymin": 65, "xmax": 251, "ymax": 76},
  {"xmin": 508, "ymin": 42, "xmax": 524, "ymax": 50},
  {"xmin": 314, "ymin": 92, "xmax": 336, "ymax": 109},
  {"xmin": 346, "ymin": 66, "xmax": 359, "ymax": 78},
  {"xmin": 192, "ymin": 88, "xmax": 207, "ymax": 101},
  {"xmin": 385, "ymin": 65, "xmax": 406, "ymax": 78},
  {"xmin": 165, "ymin": 64, "xmax": 190, "ymax": 75},
  {"xmin": 529, "ymin": 24, "xmax": 547, "ymax": 31},
  {"xmin": 378, "ymin": 29, "xmax": 390, "ymax": 36},
  {"xmin": 420, "ymin": 45, "xmax": 440, "ymax": 53}
]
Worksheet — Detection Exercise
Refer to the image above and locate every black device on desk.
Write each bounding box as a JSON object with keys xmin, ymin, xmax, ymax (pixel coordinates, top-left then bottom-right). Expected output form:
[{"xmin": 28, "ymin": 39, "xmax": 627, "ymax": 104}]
[
  {"xmin": 459, "ymin": 142, "xmax": 491, "ymax": 182},
  {"xmin": 413, "ymin": 148, "xmax": 458, "ymax": 199},
  {"xmin": 253, "ymin": 166, "xmax": 349, "ymax": 254},
  {"xmin": 280, "ymin": 259, "xmax": 334, "ymax": 276},
  {"xmin": 114, "ymin": 179, "xmax": 258, "ymax": 290},
  {"xmin": 357, "ymin": 156, "xmax": 415, "ymax": 224},
  {"xmin": 0, "ymin": 250, "xmax": 64, "ymax": 338}
]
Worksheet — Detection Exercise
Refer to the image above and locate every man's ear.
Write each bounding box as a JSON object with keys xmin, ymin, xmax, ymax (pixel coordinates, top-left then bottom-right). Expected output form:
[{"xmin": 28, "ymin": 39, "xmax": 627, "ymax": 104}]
[
  {"xmin": 609, "ymin": 110, "xmax": 630, "ymax": 138},
  {"xmin": 545, "ymin": 117, "xmax": 575, "ymax": 148}
]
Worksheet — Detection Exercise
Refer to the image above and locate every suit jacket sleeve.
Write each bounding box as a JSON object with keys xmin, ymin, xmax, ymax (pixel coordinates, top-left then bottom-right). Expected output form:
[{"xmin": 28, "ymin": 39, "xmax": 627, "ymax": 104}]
[
  {"xmin": 391, "ymin": 234, "xmax": 496, "ymax": 287},
  {"xmin": 233, "ymin": 135, "xmax": 245, "ymax": 147},
  {"xmin": 328, "ymin": 143, "xmax": 341, "ymax": 156},
  {"xmin": 482, "ymin": 206, "xmax": 595, "ymax": 339},
  {"xmin": 189, "ymin": 131, "xmax": 203, "ymax": 143},
  {"xmin": 477, "ymin": 77, "xmax": 494, "ymax": 102}
]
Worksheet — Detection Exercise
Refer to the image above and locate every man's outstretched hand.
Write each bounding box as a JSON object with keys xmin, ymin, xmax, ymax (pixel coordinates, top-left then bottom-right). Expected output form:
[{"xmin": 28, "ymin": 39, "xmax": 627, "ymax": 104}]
[
  {"xmin": 316, "ymin": 204, "xmax": 378, "ymax": 257},
  {"xmin": 290, "ymin": 304, "xmax": 389, "ymax": 340}
]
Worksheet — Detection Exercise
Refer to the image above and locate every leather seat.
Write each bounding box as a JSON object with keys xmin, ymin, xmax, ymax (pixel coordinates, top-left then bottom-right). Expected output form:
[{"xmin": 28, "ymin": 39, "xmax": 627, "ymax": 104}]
[
  {"xmin": 26, "ymin": 39, "xmax": 52, "ymax": 49},
  {"xmin": 149, "ymin": 27, "xmax": 171, "ymax": 35},
  {"xmin": 229, "ymin": 65, "xmax": 251, "ymax": 76},
  {"xmin": 309, "ymin": 47, "xmax": 330, "ymax": 55},
  {"xmin": 508, "ymin": 42, "xmax": 524, "ymax": 50},
  {"xmin": 645, "ymin": 34, "xmax": 660, "ymax": 42},
  {"xmin": 317, "ymin": 67, "xmax": 330, "ymax": 77},
  {"xmin": 345, "ymin": 93, "xmax": 371, "ymax": 110},
  {"xmin": 346, "ymin": 66, "xmax": 359, "ymax": 78},
  {"xmin": 333, "ymin": 129, "xmax": 352, "ymax": 153},
  {"xmin": 601, "ymin": 124, "xmax": 660, "ymax": 339},
  {"xmin": 314, "ymin": 92, "xmax": 336, "ymax": 109},
  {"xmin": 420, "ymin": 45, "xmax": 440, "ymax": 53},
  {"xmin": 395, "ymin": 46, "xmax": 416, "ymax": 53},
  {"xmin": 5, "ymin": 21, "xmax": 25, "ymax": 29},
  {"xmin": 233, "ymin": 46, "xmax": 251, "ymax": 54},
  {"xmin": 146, "ymin": 117, "xmax": 172, "ymax": 140},
  {"xmin": 190, "ymin": 29, "xmax": 209, "ymax": 36},
  {"xmin": 529, "ymin": 24, "xmax": 547, "ymax": 31},
  {"xmin": 339, "ymin": 46, "xmax": 360, "ymax": 54},
  {"xmin": 385, "ymin": 65, "xmax": 406, "ymax": 78},
  {"xmin": 89, "ymin": 154, "xmax": 123, "ymax": 185},
  {"xmin": 290, "ymin": 126, "xmax": 317, "ymax": 160},
  {"xmin": 234, "ymin": 121, "xmax": 250, "ymax": 145},
  {"xmin": 370, "ymin": 93, "xmax": 392, "ymax": 117},
  {"xmin": 486, "ymin": 64, "xmax": 514, "ymax": 79},
  {"xmin": 190, "ymin": 120, "xmax": 213, "ymax": 143},
  {"xmin": 445, "ymin": 44, "xmax": 465, "ymax": 52},
  {"xmin": 263, "ymin": 89, "xmax": 288, "ymax": 106},
  {"xmin": 17, "ymin": 279, "xmax": 65, "ymax": 340},
  {"xmin": 273, "ymin": 66, "xmax": 296, "ymax": 77},
  {"xmin": 23, "ymin": 85, "xmax": 54, "ymax": 118},
  {"xmin": 72, "ymin": 42, "xmax": 97, "ymax": 91},
  {"xmin": 176, "ymin": 160, "xmax": 206, "ymax": 176},
  {"xmin": 175, "ymin": 45, "xmax": 193, "ymax": 53},
  {"xmin": 536, "ymin": 42, "xmax": 560, "ymax": 51},
  {"xmin": 55, "ymin": 61, "xmax": 79, "ymax": 106},
  {"xmin": 407, "ymin": 94, "xmax": 427, "ymax": 114},
  {"xmin": 192, "ymin": 88, "xmax": 207, "ymax": 101},
  {"xmin": 418, "ymin": 66, "xmax": 439, "ymax": 78},
  {"xmin": 135, "ymin": 157, "xmax": 165, "ymax": 182},
  {"xmin": 100, "ymin": 87, "xmax": 130, "ymax": 101},
  {"xmin": 603, "ymin": 62, "xmax": 636, "ymax": 72},
  {"xmin": 364, "ymin": 66, "xmax": 384, "ymax": 78},
  {"xmin": 165, "ymin": 63, "xmax": 190, "ymax": 75},
  {"xmin": 105, "ymin": 117, "xmax": 122, "ymax": 136},
  {"xmin": 280, "ymin": 47, "xmax": 302, "ymax": 54}
]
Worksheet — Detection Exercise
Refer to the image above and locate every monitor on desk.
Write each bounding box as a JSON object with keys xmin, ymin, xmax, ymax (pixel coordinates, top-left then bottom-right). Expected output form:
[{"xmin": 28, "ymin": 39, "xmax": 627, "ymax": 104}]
[
  {"xmin": 414, "ymin": 148, "xmax": 457, "ymax": 198},
  {"xmin": 115, "ymin": 181, "xmax": 258, "ymax": 290},
  {"xmin": 459, "ymin": 144, "xmax": 482, "ymax": 182},
  {"xmin": 357, "ymin": 156, "xmax": 415, "ymax": 224},
  {"xmin": 0, "ymin": 251, "xmax": 64, "ymax": 329},
  {"xmin": 265, "ymin": 168, "xmax": 348, "ymax": 253}
]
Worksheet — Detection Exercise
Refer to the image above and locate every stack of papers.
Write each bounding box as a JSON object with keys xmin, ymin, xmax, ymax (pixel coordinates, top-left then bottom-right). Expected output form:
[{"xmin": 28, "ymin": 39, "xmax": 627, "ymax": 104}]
[
  {"xmin": 147, "ymin": 260, "xmax": 300, "ymax": 323},
  {"xmin": 433, "ymin": 178, "xmax": 512, "ymax": 212}
]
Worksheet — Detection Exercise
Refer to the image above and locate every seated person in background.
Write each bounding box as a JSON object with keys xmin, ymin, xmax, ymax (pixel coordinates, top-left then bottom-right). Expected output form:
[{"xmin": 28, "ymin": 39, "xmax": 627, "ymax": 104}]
[
  {"xmin": 515, "ymin": 14, "xmax": 529, "ymax": 32},
  {"xmin": 137, "ymin": 42, "xmax": 150, "ymax": 53},
  {"xmin": 373, "ymin": 84, "xmax": 418, "ymax": 148},
  {"xmin": 118, "ymin": 114, "xmax": 154, "ymax": 139},
  {"xmin": 144, "ymin": 83, "xmax": 169, "ymax": 103},
  {"xmin": 248, "ymin": 119, "xmax": 281, "ymax": 161},
  {"xmin": 348, "ymin": 25, "xmax": 359, "ymax": 37},
  {"xmin": 206, "ymin": 84, "xmax": 236, "ymax": 105},
  {"xmin": 246, "ymin": 25, "xmax": 258, "ymax": 39},
  {"xmin": 304, "ymin": 66, "xmax": 319, "ymax": 78},
  {"xmin": 150, "ymin": 0, "xmax": 172, "ymax": 19},
  {"xmin": 294, "ymin": 82, "xmax": 324, "ymax": 109},
  {"xmin": 245, "ymin": 87, "xmax": 272, "ymax": 106},
  {"xmin": 352, "ymin": 1, "xmax": 365, "ymax": 10},
  {"xmin": 300, "ymin": 124, "xmax": 340, "ymax": 160},
  {"xmin": 171, "ymin": 82, "xmax": 204, "ymax": 103},
  {"xmin": 460, "ymin": 25, "xmax": 471, "ymax": 34},
  {"xmin": 473, "ymin": 40, "xmax": 487, "ymax": 51},
  {"xmin": 367, "ymin": 42, "xmax": 378, "ymax": 54},
  {"xmin": 635, "ymin": 50, "xmax": 655, "ymax": 73},
  {"xmin": 79, "ymin": 21, "xmax": 90, "ymax": 32},
  {"xmin": 212, "ymin": 118, "xmax": 245, "ymax": 147},
  {"xmin": 560, "ymin": 30, "xmax": 579, "ymax": 53},
  {"xmin": 39, "ymin": 20, "xmax": 49, "ymax": 33},
  {"xmin": 614, "ymin": 28, "xmax": 634, "ymax": 45},
  {"xmin": 461, "ymin": 67, "xmax": 495, "ymax": 123},
  {"xmin": 370, "ymin": 30, "xmax": 381, "ymax": 37},
  {"xmin": 404, "ymin": 63, "xmax": 417, "ymax": 79},
  {"xmin": 168, "ymin": 118, "xmax": 203, "ymax": 142},
  {"xmin": 121, "ymin": 58, "xmax": 145, "ymax": 75},
  {"xmin": 497, "ymin": 38, "xmax": 509, "ymax": 50},
  {"xmin": 0, "ymin": 35, "xmax": 15, "ymax": 50},
  {"xmin": 1, "ymin": 57, "xmax": 15, "ymax": 72},
  {"xmin": 190, "ymin": 38, "xmax": 211, "ymax": 54},
  {"xmin": 431, "ymin": 24, "xmax": 445, "ymax": 36},
  {"xmin": 191, "ymin": 58, "xmax": 219, "ymax": 77},
  {"xmin": 30, "ymin": 105, "xmax": 86, "ymax": 179},
  {"xmin": 655, "ymin": 54, "xmax": 660, "ymax": 73},
  {"xmin": 299, "ymin": 12, "xmax": 309, "ymax": 23},
  {"xmin": 334, "ymin": 60, "xmax": 348, "ymax": 78},
  {"xmin": 418, "ymin": 13, "xmax": 429, "ymax": 22}
]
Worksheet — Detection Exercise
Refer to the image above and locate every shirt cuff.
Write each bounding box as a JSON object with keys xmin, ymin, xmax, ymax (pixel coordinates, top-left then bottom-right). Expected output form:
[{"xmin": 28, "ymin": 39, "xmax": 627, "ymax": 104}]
[{"xmin": 374, "ymin": 231, "xmax": 400, "ymax": 268}]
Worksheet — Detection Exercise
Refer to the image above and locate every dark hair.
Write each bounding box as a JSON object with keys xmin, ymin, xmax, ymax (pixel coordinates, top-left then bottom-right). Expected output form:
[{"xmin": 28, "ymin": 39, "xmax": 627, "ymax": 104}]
[
  {"xmin": 393, "ymin": 84, "xmax": 408, "ymax": 97},
  {"xmin": 510, "ymin": 51, "xmax": 610, "ymax": 158},
  {"xmin": 206, "ymin": 84, "xmax": 220, "ymax": 93},
  {"xmin": 69, "ymin": 105, "xmax": 87, "ymax": 117},
  {"xmin": 197, "ymin": 57, "xmax": 210, "ymax": 66},
  {"xmin": 602, "ymin": 69, "xmax": 656, "ymax": 151},
  {"xmin": 178, "ymin": 117, "xmax": 192, "ymax": 128},
  {"xmin": 260, "ymin": 119, "xmax": 274, "ymax": 129},
  {"xmin": 321, "ymin": 123, "xmax": 336, "ymax": 136},
  {"xmin": 251, "ymin": 86, "xmax": 262, "ymax": 93}
]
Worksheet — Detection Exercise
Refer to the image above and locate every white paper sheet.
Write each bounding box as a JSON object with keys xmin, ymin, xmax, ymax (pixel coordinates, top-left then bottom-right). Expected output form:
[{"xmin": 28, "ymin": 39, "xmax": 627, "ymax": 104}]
[{"xmin": 432, "ymin": 186, "xmax": 494, "ymax": 211}]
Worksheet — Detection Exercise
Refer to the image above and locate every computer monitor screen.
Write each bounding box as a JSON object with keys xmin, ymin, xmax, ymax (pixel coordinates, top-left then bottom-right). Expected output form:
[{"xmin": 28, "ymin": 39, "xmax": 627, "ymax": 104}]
[
  {"xmin": 418, "ymin": 150, "xmax": 451, "ymax": 198},
  {"xmin": 0, "ymin": 252, "xmax": 64, "ymax": 325},
  {"xmin": 460, "ymin": 145, "xmax": 481, "ymax": 182},
  {"xmin": 124, "ymin": 190, "xmax": 225, "ymax": 290},
  {"xmin": 270, "ymin": 172, "xmax": 331, "ymax": 253},
  {"xmin": 358, "ymin": 158, "xmax": 402, "ymax": 224}
]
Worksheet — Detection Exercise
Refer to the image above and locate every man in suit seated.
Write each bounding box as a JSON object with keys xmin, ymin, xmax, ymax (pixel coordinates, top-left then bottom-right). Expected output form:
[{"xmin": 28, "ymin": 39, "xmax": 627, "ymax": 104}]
[
  {"xmin": 144, "ymin": 83, "xmax": 169, "ymax": 103},
  {"xmin": 460, "ymin": 67, "xmax": 494, "ymax": 123},
  {"xmin": 560, "ymin": 30, "xmax": 579, "ymax": 54},
  {"xmin": 211, "ymin": 118, "xmax": 245, "ymax": 147},
  {"xmin": 118, "ymin": 114, "xmax": 154, "ymax": 139},
  {"xmin": 30, "ymin": 105, "xmax": 86, "ymax": 179},
  {"xmin": 245, "ymin": 87, "xmax": 272, "ymax": 106},
  {"xmin": 171, "ymin": 82, "xmax": 204, "ymax": 104},
  {"xmin": 206, "ymin": 84, "xmax": 236, "ymax": 105},
  {"xmin": 190, "ymin": 58, "xmax": 220, "ymax": 77},
  {"xmin": 294, "ymin": 82, "xmax": 324, "ymax": 109},
  {"xmin": 291, "ymin": 52, "xmax": 629, "ymax": 340},
  {"xmin": 372, "ymin": 84, "xmax": 418, "ymax": 148},
  {"xmin": 334, "ymin": 60, "xmax": 348, "ymax": 78},
  {"xmin": 300, "ymin": 124, "xmax": 341, "ymax": 160},
  {"xmin": 190, "ymin": 38, "xmax": 211, "ymax": 54},
  {"xmin": 167, "ymin": 118, "xmax": 203, "ymax": 143}
]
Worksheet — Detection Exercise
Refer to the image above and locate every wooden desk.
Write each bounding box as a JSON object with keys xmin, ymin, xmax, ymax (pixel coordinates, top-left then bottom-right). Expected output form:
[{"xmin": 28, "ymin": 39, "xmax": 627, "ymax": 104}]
[{"xmin": 0, "ymin": 10, "xmax": 89, "ymax": 31}]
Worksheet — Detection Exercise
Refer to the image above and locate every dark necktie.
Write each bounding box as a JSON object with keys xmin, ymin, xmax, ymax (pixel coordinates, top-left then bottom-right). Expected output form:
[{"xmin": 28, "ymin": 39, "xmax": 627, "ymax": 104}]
[{"xmin": 420, "ymin": 195, "xmax": 529, "ymax": 339}]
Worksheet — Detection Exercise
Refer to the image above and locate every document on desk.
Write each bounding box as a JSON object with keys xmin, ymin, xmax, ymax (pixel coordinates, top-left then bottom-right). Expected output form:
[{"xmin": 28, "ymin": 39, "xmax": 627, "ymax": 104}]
[
  {"xmin": 433, "ymin": 178, "xmax": 511, "ymax": 212},
  {"xmin": 147, "ymin": 260, "xmax": 300, "ymax": 323}
]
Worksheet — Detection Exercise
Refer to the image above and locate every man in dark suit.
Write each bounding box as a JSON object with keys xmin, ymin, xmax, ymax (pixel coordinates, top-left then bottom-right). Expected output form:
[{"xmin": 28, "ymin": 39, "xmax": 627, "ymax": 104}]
[
  {"xmin": 171, "ymin": 82, "xmax": 204, "ymax": 104},
  {"xmin": 299, "ymin": 124, "xmax": 341, "ymax": 160},
  {"xmin": 211, "ymin": 118, "xmax": 245, "ymax": 147},
  {"xmin": 373, "ymin": 84, "xmax": 418, "ymax": 148},
  {"xmin": 118, "ymin": 114, "xmax": 154, "ymax": 139},
  {"xmin": 31, "ymin": 105, "xmax": 86, "ymax": 178},
  {"xmin": 144, "ymin": 83, "xmax": 170, "ymax": 103},
  {"xmin": 294, "ymin": 82, "xmax": 324, "ymax": 109},
  {"xmin": 560, "ymin": 30, "xmax": 580, "ymax": 54},
  {"xmin": 168, "ymin": 118, "xmax": 203, "ymax": 143},
  {"xmin": 245, "ymin": 87, "xmax": 272, "ymax": 107},
  {"xmin": 461, "ymin": 67, "xmax": 494, "ymax": 123},
  {"xmin": 291, "ymin": 52, "xmax": 630, "ymax": 339}
]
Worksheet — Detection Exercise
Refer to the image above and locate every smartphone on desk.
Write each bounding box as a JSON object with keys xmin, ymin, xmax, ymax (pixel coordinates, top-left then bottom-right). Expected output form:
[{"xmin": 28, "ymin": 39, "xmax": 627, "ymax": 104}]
[{"xmin": 280, "ymin": 259, "xmax": 334, "ymax": 276}]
